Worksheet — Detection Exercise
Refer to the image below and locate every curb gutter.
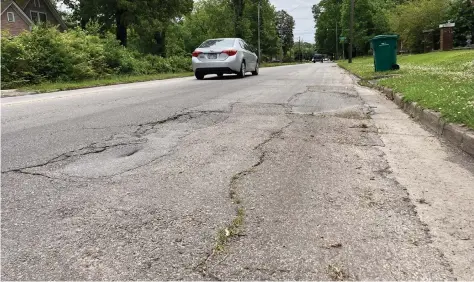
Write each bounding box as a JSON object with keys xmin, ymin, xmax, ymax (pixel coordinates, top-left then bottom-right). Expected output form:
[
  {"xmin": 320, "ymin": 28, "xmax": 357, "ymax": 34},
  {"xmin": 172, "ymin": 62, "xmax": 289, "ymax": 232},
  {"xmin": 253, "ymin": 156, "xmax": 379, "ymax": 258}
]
[
  {"xmin": 369, "ymin": 82, "xmax": 474, "ymax": 157},
  {"xmin": 1, "ymin": 89, "xmax": 35, "ymax": 98}
]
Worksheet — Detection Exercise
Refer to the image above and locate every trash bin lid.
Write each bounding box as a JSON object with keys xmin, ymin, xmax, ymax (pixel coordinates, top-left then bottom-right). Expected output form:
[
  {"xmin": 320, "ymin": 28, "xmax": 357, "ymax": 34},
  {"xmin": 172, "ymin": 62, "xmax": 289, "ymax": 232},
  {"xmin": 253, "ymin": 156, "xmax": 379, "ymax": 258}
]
[{"xmin": 372, "ymin": 34, "xmax": 399, "ymax": 41}]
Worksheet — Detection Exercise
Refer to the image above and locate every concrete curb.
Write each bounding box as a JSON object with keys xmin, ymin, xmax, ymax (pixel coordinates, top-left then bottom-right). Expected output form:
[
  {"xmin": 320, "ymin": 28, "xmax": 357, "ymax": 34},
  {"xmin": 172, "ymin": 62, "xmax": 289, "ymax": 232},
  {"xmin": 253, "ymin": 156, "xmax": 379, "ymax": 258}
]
[
  {"xmin": 370, "ymin": 82, "xmax": 474, "ymax": 157},
  {"xmin": 1, "ymin": 89, "xmax": 36, "ymax": 98}
]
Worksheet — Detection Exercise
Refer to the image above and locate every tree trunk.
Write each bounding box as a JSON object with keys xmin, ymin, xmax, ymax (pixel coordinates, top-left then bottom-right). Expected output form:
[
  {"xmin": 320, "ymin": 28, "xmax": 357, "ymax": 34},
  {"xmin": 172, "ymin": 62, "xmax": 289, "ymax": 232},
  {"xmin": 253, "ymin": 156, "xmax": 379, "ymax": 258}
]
[
  {"xmin": 233, "ymin": 0, "xmax": 245, "ymax": 38},
  {"xmin": 116, "ymin": 9, "xmax": 127, "ymax": 47},
  {"xmin": 154, "ymin": 31, "xmax": 166, "ymax": 57},
  {"xmin": 80, "ymin": 18, "xmax": 88, "ymax": 29},
  {"xmin": 79, "ymin": 1, "xmax": 89, "ymax": 30}
]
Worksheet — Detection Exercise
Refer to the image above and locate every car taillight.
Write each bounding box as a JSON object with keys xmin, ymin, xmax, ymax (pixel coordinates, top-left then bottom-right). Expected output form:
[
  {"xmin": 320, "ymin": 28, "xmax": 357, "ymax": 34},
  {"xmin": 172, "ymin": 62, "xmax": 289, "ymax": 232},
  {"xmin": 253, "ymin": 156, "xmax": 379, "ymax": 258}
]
[
  {"xmin": 222, "ymin": 49, "xmax": 237, "ymax": 56},
  {"xmin": 192, "ymin": 51, "xmax": 202, "ymax": 57}
]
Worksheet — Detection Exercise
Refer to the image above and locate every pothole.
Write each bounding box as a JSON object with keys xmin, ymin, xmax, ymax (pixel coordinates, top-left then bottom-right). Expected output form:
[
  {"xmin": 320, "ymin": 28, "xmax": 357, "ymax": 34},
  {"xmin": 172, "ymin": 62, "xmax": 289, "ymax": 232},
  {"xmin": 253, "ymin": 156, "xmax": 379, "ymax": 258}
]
[
  {"xmin": 289, "ymin": 86, "xmax": 363, "ymax": 116},
  {"xmin": 120, "ymin": 148, "xmax": 141, "ymax": 158},
  {"xmin": 334, "ymin": 110, "xmax": 370, "ymax": 120}
]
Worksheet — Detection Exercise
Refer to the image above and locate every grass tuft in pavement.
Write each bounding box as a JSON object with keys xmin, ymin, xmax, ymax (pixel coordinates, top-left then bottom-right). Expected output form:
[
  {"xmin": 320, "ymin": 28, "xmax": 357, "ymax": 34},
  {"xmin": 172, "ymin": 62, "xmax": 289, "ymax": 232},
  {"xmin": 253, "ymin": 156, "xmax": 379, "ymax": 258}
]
[
  {"xmin": 214, "ymin": 207, "xmax": 245, "ymax": 252},
  {"xmin": 339, "ymin": 50, "xmax": 474, "ymax": 129},
  {"xmin": 327, "ymin": 264, "xmax": 349, "ymax": 281}
]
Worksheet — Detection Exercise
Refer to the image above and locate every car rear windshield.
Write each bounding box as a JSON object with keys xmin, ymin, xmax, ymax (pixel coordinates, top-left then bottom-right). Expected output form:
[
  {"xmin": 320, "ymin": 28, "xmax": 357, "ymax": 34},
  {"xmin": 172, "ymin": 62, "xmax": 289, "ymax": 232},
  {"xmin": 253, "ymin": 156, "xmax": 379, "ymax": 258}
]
[{"xmin": 199, "ymin": 39, "xmax": 235, "ymax": 48}]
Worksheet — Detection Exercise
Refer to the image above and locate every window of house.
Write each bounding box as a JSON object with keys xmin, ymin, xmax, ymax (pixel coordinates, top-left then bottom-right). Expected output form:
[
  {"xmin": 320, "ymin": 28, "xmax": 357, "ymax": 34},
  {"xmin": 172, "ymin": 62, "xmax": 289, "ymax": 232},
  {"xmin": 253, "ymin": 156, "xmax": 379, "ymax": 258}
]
[
  {"xmin": 39, "ymin": 12, "xmax": 46, "ymax": 22},
  {"xmin": 30, "ymin": 11, "xmax": 47, "ymax": 23},
  {"xmin": 33, "ymin": 0, "xmax": 41, "ymax": 7},
  {"xmin": 7, "ymin": 12, "xmax": 15, "ymax": 22}
]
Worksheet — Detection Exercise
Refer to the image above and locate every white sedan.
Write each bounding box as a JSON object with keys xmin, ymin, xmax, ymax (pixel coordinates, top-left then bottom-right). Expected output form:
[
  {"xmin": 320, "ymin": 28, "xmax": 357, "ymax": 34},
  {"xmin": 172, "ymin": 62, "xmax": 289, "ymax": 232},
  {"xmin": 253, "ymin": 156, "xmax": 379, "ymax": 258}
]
[{"xmin": 192, "ymin": 38, "xmax": 259, "ymax": 80}]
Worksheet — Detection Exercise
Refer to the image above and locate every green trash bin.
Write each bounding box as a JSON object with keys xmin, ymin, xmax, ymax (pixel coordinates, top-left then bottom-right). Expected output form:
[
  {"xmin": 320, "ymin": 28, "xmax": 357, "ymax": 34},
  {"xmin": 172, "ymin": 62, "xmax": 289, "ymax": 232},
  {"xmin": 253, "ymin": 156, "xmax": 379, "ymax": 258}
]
[{"xmin": 371, "ymin": 35, "xmax": 399, "ymax": 72}]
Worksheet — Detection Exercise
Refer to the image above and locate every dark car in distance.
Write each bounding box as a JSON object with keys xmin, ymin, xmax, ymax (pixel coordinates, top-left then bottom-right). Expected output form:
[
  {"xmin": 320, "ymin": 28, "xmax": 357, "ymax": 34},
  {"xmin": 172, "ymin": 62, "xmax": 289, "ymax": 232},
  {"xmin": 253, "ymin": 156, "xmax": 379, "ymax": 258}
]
[{"xmin": 312, "ymin": 54, "xmax": 324, "ymax": 63}]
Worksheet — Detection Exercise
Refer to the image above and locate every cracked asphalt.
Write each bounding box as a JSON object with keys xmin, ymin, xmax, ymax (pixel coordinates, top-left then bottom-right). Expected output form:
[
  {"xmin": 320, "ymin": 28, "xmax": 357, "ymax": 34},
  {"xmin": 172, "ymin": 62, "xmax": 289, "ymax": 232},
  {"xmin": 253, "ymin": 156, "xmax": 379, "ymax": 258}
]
[{"xmin": 2, "ymin": 63, "xmax": 474, "ymax": 280}]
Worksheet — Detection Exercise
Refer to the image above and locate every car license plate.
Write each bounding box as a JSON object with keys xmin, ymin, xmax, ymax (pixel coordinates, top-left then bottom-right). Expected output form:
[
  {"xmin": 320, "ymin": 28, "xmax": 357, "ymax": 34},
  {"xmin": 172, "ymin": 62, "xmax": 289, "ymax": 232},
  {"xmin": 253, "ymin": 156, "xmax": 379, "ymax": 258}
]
[{"xmin": 208, "ymin": 53, "xmax": 217, "ymax": 59}]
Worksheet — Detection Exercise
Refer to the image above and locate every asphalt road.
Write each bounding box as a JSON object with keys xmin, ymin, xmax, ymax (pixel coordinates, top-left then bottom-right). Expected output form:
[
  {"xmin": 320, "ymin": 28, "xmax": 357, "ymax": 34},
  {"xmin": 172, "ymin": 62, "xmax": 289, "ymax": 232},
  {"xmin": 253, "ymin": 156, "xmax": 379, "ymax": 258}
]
[{"xmin": 2, "ymin": 63, "xmax": 474, "ymax": 280}]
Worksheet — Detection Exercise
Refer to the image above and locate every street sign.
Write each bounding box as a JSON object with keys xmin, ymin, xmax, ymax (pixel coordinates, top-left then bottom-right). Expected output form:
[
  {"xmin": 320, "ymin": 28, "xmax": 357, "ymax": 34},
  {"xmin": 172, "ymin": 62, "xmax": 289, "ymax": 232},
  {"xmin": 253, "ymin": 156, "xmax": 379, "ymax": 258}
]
[{"xmin": 339, "ymin": 36, "xmax": 346, "ymax": 43}]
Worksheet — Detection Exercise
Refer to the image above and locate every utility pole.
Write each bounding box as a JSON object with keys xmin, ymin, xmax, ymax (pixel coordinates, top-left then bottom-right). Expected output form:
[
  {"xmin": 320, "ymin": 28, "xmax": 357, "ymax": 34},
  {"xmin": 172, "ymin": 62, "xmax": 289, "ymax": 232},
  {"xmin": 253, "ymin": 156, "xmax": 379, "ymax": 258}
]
[
  {"xmin": 335, "ymin": 21, "xmax": 338, "ymax": 61},
  {"xmin": 299, "ymin": 37, "xmax": 302, "ymax": 62},
  {"xmin": 257, "ymin": 0, "xmax": 261, "ymax": 62},
  {"xmin": 348, "ymin": 0, "xmax": 354, "ymax": 63},
  {"xmin": 342, "ymin": 41, "xmax": 345, "ymax": 60}
]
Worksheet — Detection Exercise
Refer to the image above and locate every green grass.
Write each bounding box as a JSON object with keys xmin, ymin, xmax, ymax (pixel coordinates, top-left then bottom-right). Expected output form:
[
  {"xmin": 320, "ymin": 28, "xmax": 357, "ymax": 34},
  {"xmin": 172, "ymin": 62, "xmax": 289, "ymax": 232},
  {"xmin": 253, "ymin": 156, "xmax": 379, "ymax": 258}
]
[
  {"xmin": 16, "ymin": 72, "xmax": 194, "ymax": 94},
  {"xmin": 339, "ymin": 50, "xmax": 474, "ymax": 128}
]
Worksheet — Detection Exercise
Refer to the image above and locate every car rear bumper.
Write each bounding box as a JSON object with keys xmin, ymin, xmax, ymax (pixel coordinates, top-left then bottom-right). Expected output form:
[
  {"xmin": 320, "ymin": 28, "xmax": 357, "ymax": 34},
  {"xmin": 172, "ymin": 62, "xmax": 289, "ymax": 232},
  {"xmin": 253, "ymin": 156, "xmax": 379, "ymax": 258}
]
[{"xmin": 192, "ymin": 56, "xmax": 241, "ymax": 73}]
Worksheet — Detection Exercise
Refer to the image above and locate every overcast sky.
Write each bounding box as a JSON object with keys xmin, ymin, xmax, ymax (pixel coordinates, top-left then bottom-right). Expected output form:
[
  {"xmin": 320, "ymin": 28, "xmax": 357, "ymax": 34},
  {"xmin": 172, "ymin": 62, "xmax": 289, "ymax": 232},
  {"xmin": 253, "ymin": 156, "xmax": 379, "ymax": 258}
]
[{"xmin": 270, "ymin": 0, "xmax": 319, "ymax": 43}]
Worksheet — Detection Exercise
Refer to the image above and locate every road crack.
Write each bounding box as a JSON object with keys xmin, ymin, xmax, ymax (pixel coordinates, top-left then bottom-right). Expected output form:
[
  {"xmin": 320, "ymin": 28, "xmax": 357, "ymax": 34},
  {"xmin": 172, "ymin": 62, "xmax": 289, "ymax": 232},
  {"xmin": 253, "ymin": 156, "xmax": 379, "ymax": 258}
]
[
  {"xmin": 287, "ymin": 87, "xmax": 310, "ymax": 104},
  {"xmin": 1, "ymin": 140, "xmax": 147, "ymax": 175},
  {"xmin": 133, "ymin": 107, "xmax": 235, "ymax": 137},
  {"xmin": 195, "ymin": 119, "xmax": 293, "ymax": 278},
  {"xmin": 3, "ymin": 107, "xmax": 236, "ymax": 178}
]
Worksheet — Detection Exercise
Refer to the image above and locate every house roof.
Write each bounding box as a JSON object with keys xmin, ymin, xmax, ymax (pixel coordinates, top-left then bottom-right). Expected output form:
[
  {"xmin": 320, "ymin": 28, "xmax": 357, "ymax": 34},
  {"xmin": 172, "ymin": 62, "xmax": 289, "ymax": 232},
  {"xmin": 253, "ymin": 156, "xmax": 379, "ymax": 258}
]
[
  {"xmin": 1, "ymin": 0, "xmax": 14, "ymax": 14},
  {"xmin": 1, "ymin": 0, "xmax": 34, "ymax": 26},
  {"xmin": 40, "ymin": 0, "xmax": 67, "ymax": 29},
  {"xmin": 2, "ymin": 0, "xmax": 67, "ymax": 29},
  {"xmin": 15, "ymin": 0, "xmax": 30, "ymax": 9}
]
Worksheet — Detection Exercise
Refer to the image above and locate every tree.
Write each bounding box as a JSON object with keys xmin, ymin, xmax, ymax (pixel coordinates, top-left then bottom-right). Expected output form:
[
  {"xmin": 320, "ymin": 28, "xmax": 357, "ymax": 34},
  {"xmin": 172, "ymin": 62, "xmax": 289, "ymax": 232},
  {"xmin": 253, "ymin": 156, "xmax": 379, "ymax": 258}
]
[
  {"xmin": 61, "ymin": 0, "xmax": 193, "ymax": 47},
  {"xmin": 312, "ymin": 0, "xmax": 342, "ymax": 56},
  {"xmin": 313, "ymin": 0, "xmax": 406, "ymax": 57},
  {"xmin": 243, "ymin": 0, "xmax": 280, "ymax": 59},
  {"xmin": 292, "ymin": 41, "xmax": 315, "ymax": 61},
  {"xmin": 276, "ymin": 10, "xmax": 295, "ymax": 57},
  {"xmin": 181, "ymin": 0, "xmax": 280, "ymax": 60},
  {"xmin": 231, "ymin": 0, "xmax": 246, "ymax": 38},
  {"xmin": 181, "ymin": 0, "xmax": 235, "ymax": 53},
  {"xmin": 340, "ymin": 0, "xmax": 373, "ymax": 56},
  {"xmin": 448, "ymin": 0, "xmax": 474, "ymax": 47},
  {"xmin": 389, "ymin": 0, "xmax": 449, "ymax": 52}
]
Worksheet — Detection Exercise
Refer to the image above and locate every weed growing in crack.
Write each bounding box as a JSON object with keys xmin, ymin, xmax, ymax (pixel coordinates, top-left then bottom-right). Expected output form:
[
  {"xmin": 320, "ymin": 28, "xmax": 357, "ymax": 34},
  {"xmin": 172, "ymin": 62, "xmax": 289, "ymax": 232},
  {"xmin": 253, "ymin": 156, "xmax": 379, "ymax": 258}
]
[
  {"xmin": 327, "ymin": 264, "xmax": 349, "ymax": 281},
  {"xmin": 214, "ymin": 207, "xmax": 245, "ymax": 253},
  {"xmin": 417, "ymin": 198, "xmax": 429, "ymax": 205},
  {"xmin": 196, "ymin": 124, "xmax": 291, "ymax": 278}
]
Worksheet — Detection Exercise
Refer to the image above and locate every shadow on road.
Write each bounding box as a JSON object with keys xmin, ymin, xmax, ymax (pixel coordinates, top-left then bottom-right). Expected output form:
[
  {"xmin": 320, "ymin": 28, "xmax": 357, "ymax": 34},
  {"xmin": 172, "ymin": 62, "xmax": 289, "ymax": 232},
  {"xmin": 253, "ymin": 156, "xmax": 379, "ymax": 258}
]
[{"xmin": 203, "ymin": 74, "xmax": 258, "ymax": 80}]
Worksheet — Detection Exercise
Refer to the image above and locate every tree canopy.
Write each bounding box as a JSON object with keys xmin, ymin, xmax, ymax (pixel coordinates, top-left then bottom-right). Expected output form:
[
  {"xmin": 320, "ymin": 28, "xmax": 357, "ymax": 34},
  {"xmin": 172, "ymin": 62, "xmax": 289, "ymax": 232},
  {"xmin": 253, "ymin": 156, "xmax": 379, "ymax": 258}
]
[
  {"xmin": 276, "ymin": 10, "xmax": 295, "ymax": 56},
  {"xmin": 312, "ymin": 0, "xmax": 471, "ymax": 55},
  {"xmin": 59, "ymin": 0, "xmax": 289, "ymax": 60}
]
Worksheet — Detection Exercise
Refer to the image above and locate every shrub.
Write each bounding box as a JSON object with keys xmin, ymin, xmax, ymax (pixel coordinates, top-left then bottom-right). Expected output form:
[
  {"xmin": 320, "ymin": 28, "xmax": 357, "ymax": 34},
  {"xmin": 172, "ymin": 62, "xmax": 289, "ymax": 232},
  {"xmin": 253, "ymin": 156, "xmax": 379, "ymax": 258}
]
[
  {"xmin": 1, "ymin": 26, "xmax": 192, "ymax": 89},
  {"xmin": 1, "ymin": 31, "xmax": 35, "ymax": 88}
]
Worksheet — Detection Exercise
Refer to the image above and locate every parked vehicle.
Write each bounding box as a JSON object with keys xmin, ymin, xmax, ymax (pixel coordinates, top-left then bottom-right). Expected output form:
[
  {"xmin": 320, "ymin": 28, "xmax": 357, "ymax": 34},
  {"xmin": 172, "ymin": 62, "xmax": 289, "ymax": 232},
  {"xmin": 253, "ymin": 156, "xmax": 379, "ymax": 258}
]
[
  {"xmin": 312, "ymin": 54, "xmax": 324, "ymax": 63},
  {"xmin": 192, "ymin": 38, "xmax": 259, "ymax": 80}
]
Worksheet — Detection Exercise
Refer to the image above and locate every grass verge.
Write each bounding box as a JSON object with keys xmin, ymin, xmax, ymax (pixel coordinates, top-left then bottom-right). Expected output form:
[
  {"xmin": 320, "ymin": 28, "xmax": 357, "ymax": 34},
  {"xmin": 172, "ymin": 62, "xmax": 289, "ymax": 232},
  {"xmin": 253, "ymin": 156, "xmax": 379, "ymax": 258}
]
[
  {"xmin": 338, "ymin": 50, "xmax": 474, "ymax": 129},
  {"xmin": 15, "ymin": 72, "xmax": 194, "ymax": 94}
]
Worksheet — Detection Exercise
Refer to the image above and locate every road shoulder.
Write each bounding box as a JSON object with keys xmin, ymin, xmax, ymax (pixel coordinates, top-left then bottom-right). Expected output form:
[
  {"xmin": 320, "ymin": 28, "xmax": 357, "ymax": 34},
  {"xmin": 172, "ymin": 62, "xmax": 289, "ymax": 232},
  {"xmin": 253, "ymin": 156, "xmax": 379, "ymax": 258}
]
[{"xmin": 356, "ymin": 84, "xmax": 474, "ymax": 280}]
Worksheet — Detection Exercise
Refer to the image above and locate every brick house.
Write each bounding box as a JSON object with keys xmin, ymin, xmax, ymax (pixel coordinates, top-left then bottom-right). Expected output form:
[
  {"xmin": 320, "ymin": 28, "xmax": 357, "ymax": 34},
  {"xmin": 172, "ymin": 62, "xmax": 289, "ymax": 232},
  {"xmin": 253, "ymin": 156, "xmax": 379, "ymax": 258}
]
[{"xmin": 1, "ymin": 0, "xmax": 66, "ymax": 36}]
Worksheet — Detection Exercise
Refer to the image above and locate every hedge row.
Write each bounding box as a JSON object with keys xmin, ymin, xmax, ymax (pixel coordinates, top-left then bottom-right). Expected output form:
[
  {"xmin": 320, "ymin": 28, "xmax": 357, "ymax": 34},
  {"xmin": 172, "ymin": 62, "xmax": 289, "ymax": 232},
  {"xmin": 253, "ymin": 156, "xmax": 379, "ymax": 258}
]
[{"xmin": 1, "ymin": 27, "xmax": 192, "ymax": 89}]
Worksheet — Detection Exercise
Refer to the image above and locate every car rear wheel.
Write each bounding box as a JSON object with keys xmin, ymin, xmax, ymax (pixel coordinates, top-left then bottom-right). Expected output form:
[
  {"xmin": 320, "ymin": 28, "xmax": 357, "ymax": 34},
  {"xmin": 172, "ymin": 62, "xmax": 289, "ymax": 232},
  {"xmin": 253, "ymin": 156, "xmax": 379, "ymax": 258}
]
[
  {"xmin": 251, "ymin": 62, "xmax": 259, "ymax": 76},
  {"xmin": 237, "ymin": 61, "xmax": 246, "ymax": 78},
  {"xmin": 195, "ymin": 72, "xmax": 205, "ymax": 80}
]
